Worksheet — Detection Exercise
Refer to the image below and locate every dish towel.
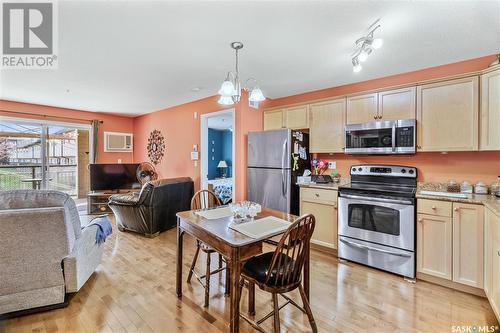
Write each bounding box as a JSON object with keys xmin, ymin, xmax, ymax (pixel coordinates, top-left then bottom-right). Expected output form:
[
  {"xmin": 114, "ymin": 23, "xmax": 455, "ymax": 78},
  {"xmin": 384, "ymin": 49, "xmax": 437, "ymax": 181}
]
[{"xmin": 89, "ymin": 215, "xmax": 113, "ymax": 245}]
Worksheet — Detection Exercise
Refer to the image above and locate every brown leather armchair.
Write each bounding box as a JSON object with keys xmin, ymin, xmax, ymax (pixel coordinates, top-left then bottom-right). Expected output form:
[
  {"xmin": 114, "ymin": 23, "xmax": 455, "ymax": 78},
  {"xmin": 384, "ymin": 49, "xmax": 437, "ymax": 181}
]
[{"xmin": 108, "ymin": 177, "xmax": 193, "ymax": 237}]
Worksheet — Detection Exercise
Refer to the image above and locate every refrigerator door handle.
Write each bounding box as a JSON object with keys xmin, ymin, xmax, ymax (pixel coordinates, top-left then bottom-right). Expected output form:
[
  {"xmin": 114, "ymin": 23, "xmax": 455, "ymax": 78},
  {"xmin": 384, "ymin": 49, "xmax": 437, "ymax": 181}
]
[{"xmin": 281, "ymin": 139, "xmax": 287, "ymax": 196}]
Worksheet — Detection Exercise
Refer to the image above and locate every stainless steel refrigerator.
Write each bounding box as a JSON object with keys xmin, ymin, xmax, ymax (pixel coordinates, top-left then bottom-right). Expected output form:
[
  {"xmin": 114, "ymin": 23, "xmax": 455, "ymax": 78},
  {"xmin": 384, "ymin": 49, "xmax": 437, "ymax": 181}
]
[{"xmin": 247, "ymin": 129, "xmax": 310, "ymax": 215}]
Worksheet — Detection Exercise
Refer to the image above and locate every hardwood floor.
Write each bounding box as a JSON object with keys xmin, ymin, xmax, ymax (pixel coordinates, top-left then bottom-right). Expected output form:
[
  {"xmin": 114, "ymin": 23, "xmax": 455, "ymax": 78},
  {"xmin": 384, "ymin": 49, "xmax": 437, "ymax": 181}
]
[{"xmin": 2, "ymin": 219, "xmax": 498, "ymax": 333}]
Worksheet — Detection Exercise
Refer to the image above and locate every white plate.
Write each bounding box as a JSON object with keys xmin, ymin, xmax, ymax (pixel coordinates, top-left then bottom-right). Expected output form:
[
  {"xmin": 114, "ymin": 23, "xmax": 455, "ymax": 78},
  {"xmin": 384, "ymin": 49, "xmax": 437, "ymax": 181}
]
[{"xmin": 229, "ymin": 216, "xmax": 291, "ymax": 239}]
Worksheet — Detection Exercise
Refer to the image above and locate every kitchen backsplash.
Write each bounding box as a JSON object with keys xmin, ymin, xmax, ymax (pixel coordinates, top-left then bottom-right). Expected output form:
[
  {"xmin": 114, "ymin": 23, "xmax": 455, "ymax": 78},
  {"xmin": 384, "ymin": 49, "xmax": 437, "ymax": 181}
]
[{"xmin": 313, "ymin": 151, "xmax": 500, "ymax": 184}]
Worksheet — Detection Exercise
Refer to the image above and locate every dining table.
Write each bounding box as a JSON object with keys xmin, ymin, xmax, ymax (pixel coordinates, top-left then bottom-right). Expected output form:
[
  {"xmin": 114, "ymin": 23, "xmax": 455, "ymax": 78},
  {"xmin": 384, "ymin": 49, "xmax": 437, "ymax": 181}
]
[{"xmin": 176, "ymin": 207, "xmax": 310, "ymax": 333}]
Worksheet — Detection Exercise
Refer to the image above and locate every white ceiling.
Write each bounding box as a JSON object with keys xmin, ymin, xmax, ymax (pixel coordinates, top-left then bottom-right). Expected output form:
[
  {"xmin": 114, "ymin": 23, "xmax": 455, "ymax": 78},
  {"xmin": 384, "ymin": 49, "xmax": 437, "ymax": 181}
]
[
  {"xmin": 208, "ymin": 114, "xmax": 233, "ymax": 130},
  {"xmin": 1, "ymin": 1, "xmax": 499, "ymax": 116}
]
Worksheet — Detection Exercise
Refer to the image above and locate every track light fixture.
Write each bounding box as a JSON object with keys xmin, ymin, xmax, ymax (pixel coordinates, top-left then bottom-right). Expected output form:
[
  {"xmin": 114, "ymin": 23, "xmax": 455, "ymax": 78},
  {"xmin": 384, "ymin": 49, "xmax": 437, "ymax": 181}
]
[{"xmin": 352, "ymin": 19, "xmax": 383, "ymax": 73}]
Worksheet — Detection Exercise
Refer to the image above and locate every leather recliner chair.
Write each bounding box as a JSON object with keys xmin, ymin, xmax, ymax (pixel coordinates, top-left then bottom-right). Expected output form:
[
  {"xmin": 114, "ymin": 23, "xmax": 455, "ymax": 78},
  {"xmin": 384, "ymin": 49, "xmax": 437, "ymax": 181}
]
[{"xmin": 108, "ymin": 177, "xmax": 193, "ymax": 237}]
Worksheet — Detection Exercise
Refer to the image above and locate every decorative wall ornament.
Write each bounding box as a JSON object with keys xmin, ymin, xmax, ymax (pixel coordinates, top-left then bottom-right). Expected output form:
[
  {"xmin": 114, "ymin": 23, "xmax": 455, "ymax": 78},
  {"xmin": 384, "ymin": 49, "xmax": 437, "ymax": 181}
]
[{"xmin": 147, "ymin": 129, "xmax": 165, "ymax": 165}]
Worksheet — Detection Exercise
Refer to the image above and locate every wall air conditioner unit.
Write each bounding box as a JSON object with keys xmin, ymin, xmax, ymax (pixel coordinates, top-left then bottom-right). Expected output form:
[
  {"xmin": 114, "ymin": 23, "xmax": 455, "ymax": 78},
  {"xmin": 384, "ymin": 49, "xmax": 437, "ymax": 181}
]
[{"xmin": 104, "ymin": 132, "xmax": 133, "ymax": 152}]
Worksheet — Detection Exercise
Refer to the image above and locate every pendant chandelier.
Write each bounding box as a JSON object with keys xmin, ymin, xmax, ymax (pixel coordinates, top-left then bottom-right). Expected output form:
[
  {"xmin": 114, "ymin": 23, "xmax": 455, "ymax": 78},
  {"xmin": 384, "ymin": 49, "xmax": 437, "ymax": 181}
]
[{"xmin": 218, "ymin": 42, "xmax": 266, "ymax": 107}]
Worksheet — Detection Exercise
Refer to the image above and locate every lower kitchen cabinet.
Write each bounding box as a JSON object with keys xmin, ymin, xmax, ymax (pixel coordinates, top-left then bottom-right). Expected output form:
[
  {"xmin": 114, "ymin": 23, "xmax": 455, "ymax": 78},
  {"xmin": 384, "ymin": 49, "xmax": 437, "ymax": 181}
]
[
  {"xmin": 300, "ymin": 187, "xmax": 338, "ymax": 250},
  {"xmin": 453, "ymin": 203, "xmax": 484, "ymax": 288},
  {"xmin": 417, "ymin": 200, "xmax": 484, "ymax": 289},
  {"xmin": 417, "ymin": 213, "xmax": 452, "ymax": 279},
  {"xmin": 484, "ymin": 207, "xmax": 500, "ymax": 321}
]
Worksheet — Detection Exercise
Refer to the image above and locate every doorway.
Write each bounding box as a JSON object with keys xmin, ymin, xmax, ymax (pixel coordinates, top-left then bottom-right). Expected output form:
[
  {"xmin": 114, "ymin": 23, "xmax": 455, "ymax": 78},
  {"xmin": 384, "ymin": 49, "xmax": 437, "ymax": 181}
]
[
  {"xmin": 200, "ymin": 109, "xmax": 235, "ymax": 204},
  {"xmin": 0, "ymin": 117, "xmax": 91, "ymax": 198}
]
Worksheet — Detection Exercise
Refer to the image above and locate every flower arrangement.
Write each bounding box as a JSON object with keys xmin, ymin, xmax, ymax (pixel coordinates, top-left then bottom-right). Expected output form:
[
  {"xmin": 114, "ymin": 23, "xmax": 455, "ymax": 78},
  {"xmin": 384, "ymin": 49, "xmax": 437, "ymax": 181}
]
[{"xmin": 311, "ymin": 158, "xmax": 328, "ymax": 175}]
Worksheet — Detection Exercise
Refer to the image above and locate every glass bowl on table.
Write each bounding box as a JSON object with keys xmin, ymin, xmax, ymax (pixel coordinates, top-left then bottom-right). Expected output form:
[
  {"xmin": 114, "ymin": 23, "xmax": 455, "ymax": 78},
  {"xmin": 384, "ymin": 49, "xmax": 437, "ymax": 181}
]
[{"xmin": 229, "ymin": 201, "xmax": 262, "ymax": 223}]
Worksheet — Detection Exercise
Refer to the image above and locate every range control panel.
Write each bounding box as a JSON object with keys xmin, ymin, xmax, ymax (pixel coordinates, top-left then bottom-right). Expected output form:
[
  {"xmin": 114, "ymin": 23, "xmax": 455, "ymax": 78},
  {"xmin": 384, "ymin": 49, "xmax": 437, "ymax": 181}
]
[{"xmin": 350, "ymin": 165, "xmax": 417, "ymax": 178}]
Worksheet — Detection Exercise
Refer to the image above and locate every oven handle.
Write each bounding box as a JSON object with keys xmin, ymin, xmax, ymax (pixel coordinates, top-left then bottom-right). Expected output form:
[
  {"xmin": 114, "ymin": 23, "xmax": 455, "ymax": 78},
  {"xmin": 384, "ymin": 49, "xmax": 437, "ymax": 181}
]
[
  {"xmin": 340, "ymin": 194, "xmax": 412, "ymax": 205},
  {"xmin": 391, "ymin": 123, "xmax": 396, "ymax": 152},
  {"xmin": 339, "ymin": 238, "xmax": 412, "ymax": 258}
]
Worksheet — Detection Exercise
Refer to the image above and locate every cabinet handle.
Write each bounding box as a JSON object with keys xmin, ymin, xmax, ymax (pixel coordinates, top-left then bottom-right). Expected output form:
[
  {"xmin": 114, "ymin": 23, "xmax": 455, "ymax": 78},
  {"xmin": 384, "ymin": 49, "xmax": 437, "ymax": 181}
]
[
  {"xmin": 431, "ymin": 206, "xmax": 437, "ymax": 210},
  {"xmin": 374, "ymin": 115, "xmax": 377, "ymax": 120},
  {"xmin": 418, "ymin": 218, "xmax": 423, "ymax": 222},
  {"xmin": 454, "ymin": 207, "xmax": 460, "ymax": 212},
  {"xmin": 417, "ymin": 145, "xmax": 421, "ymax": 149},
  {"xmin": 315, "ymin": 193, "xmax": 319, "ymax": 197},
  {"xmin": 497, "ymin": 250, "xmax": 500, "ymax": 257}
]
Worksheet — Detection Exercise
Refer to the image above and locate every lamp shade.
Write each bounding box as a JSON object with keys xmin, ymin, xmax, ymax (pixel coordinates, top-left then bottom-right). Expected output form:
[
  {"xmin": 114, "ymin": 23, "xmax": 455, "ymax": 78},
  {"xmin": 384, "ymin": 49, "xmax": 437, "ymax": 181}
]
[
  {"xmin": 218, "ymin": 79, "xmax": 236, "ymax": 96},
  {"xmin": 218, "ymin": 95, "xmax": 235, "ymax": 105},
  {"xmin": 249, "ymin": 87, "xmax": 266, "ymax": 102},
  {"xmin": 217, "ymin": 160, "xmax": 228, "ymax": 168}
]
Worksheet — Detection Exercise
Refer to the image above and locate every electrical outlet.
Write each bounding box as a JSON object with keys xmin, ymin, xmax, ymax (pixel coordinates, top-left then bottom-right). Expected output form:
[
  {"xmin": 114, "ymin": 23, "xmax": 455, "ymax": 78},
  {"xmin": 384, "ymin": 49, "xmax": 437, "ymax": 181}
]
[
  {"xmin": 328, "ymin": 161, "xmax": 336, "ymax": 169},
  {"xmin": 117, "ymin": 159, "xmax": 122, "ymax": 164}
]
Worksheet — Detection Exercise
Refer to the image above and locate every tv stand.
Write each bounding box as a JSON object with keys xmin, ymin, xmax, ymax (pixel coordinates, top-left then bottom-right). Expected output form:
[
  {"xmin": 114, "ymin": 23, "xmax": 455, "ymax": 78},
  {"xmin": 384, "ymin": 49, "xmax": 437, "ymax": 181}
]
[{"xmin": 86, "ymin": 190, "xmax": 138, "ymax": 215}]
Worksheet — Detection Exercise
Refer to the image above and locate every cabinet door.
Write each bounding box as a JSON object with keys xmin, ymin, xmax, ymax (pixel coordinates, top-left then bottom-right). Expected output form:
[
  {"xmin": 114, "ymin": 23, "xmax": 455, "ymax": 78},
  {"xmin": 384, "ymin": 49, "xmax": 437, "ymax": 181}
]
[
  {"xmin": 416, "ymin": 76, "xmax": 479, "ymax": 151},
  {"xmin": 263, "ymin": 110, "xmax": 284, "ymax": 130},
  {"xmin": 417, "ymin": 213, "xmax": 452, "ymax": 279},
  {"xmin": 378, "ymin": 87, "xmax": 416, "ymax": 121},
  {"xmin": 452, "ymin": 203, "xmax": 484, "ymax": 288},
  {"xmin": 484, "ymin": 208, "xmax": 494, "ymax": 297},
  {"xmin": 346, "ymin": 93, "xmax": 378, "ymax": 124},
  {"xmin": 309, "ymin": 98, "xmax": 346, "ymax": 153},
  {"xmin": 480, "ymin": 68, "xmax": 500, "ymax": 150},
  {"xmin": 284, "ymin": 105, "xmax": 309, "ymax": 129},
  {"xmin": 491, "ymin": 211, "xmax": 500, "ymax": 321},
  {"xmin": 301, "ymin": 200, "xmax": 337, "ymax": 249}
]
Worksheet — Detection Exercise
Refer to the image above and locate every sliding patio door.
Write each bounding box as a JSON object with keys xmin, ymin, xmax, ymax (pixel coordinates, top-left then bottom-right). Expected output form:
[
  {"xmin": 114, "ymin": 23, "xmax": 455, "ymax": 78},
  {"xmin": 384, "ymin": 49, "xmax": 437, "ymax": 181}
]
[{"xmin": 0, "ymin": 119, "xmax": 90, "ymax": 197}]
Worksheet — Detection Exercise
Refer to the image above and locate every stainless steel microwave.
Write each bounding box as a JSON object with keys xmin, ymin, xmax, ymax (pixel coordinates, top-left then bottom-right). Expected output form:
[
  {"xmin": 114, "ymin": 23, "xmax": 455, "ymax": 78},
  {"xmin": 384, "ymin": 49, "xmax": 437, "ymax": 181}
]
[{"xmin": 344, "ymin": 119, "xmax": 416, "ymax": 155}]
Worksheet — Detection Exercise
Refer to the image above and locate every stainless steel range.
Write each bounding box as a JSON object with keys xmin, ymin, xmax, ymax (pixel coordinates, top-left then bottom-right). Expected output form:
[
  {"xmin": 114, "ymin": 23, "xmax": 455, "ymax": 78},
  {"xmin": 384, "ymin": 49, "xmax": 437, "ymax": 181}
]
[{"xmin": 338, "ymin": 165, "xmax": 417, "ymax": 279}]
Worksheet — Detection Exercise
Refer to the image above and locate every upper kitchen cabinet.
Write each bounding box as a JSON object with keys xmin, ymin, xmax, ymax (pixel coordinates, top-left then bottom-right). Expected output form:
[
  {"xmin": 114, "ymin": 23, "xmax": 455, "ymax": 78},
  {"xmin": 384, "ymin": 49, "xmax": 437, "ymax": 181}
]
[
  {"xmin": 309, "ymin": 98, "xmax": 346, "ymax": 153},
  {"xmin": 377, "ymin": 87, "xmax": 416, "ymax": 121},
  {"xmin": 346, "ymin": 93, "xmax": 378, "ymax": 124},
  {"xmin": 416, "ymin": 76, "xmax": 479, "ymax": 152},
  {"xmin": 263, "ymin": 109, "xmax": 284, "ymax": 130},
  {"xmin": 284, "ymin": 105, "xmax": 309, "ymax": 129},
  {"xmin": 480, "ymin": 67, "xmax": 500, "ymax": 150}
]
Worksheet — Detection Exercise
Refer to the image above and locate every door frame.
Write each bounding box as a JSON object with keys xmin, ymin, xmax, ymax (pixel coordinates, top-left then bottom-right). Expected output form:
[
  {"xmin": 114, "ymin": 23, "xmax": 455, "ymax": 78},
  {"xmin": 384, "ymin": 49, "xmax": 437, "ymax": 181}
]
[{"xmin": 200, "ymin": 109, "xmax": 235, "ymax": 201}]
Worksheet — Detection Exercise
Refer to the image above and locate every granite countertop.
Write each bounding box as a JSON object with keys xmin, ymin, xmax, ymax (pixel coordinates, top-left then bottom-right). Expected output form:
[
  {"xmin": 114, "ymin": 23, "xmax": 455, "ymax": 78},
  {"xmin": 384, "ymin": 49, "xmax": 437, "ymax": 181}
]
[
  {"xmin": 416, "ymin": 182, "xmax": 500, "ymax": 217},
  {"xmin": 297, "ymin": 178, "xmax": 350, "ymax": 190}
]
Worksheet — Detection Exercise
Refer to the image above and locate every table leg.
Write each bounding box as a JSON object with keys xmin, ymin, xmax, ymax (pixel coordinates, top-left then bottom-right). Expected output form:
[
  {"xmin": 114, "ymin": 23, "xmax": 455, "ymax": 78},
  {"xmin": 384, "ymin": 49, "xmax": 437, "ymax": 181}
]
[
  {"xmin": 229, "ymin": 249, "xmax": 241, "ymax": 333},
  {"xmin": 304, "ymin": 242, "xmax": 310, "ymax": 300},
  {"xmin": 176, "ymin": 219, "xmax": 184, "ymax": 298},
  {"xmin": 248, "ymin": 282, "xmax": 255, "ymax": 316}
]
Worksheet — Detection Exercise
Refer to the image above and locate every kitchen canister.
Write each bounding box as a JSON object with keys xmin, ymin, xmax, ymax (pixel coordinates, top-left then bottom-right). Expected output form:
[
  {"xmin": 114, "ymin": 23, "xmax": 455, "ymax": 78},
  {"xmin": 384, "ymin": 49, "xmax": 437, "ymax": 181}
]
[{"xmin": 474, "ymin": 182, "xmax": 489, "ymax": 194}]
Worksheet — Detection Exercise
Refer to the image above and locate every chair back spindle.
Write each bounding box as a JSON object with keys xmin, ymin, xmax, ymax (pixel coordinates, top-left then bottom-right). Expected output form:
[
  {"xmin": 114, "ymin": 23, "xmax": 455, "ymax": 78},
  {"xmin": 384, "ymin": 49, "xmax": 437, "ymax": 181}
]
[
  {"xmin": 191, "ymin": 189, "xmax": 221, "ymax": 210},
  {"xmin": 265, "ymin": 214, "xmax": 315, "ymax": 287}
]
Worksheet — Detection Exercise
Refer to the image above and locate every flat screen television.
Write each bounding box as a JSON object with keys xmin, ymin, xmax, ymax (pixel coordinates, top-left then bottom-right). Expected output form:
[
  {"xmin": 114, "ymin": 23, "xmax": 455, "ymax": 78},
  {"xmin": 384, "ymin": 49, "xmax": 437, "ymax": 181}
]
[{"xmin": 89, "ymin": 163, "xmax": 141, "ymax": 191}]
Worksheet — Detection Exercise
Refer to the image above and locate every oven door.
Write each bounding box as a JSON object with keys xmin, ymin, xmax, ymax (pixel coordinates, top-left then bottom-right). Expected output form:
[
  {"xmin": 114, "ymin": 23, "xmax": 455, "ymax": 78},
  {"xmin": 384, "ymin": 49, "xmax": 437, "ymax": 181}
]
[{"xmin": 338, "ymin": 194, "xmax": 414, "ymax": 251}]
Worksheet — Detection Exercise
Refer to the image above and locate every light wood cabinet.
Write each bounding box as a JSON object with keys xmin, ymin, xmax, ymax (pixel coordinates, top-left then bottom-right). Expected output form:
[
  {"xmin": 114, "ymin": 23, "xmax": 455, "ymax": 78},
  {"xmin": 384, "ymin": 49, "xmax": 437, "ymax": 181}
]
[
  {"xmin": 417, "ymin": 213, "xmax": 452, "ymax": 279},
  {"xmin": 263, "ymin": 110, "xmax": 284, "ymax": 130},
  {"xmin": 309, "ymin": 98, "xmax": 346, "ymax": 153},
  {"xmin": 300, "ymin": 188, "xmax": 338, "ymax": 249},
  {"xmin": 484, "ymin": 207, "xmax": 500, "ymax": 322},
  {"xmin": 452, "ymin": 203, "xmax": 484, "ymax": 288},
  {"xmin": 416, "ymin": 76, "xmax": 479, "ymax": 151},
  {"xmin": 284, "ymin": 105, "xmax": 309, "ymax": 129},
  {"xmin": 480, "ymin": 68, "xmax": 500, "ymax": 150},
  {"xmin": 346, "ymin": 93, "xmax": 378, "ymax": 124},
  {"xmin": 378, "ymin": 87, "xmax": 416, "ymax": 121}
]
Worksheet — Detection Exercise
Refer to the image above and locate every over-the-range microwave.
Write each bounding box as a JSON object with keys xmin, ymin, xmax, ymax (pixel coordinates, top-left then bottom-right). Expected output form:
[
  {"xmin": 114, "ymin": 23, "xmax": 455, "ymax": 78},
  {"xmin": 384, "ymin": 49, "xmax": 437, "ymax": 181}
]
[{"xmin": 344, "ymin": 119, "xmax": 416, "ymax": 155}]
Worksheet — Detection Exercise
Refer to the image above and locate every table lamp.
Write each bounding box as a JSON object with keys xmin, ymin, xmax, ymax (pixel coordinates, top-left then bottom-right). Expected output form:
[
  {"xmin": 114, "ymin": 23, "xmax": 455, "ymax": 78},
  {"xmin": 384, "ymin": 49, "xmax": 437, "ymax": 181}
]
[{"xmin": 217, "ymin": 160, "xmax": 228, "ymax": 178}]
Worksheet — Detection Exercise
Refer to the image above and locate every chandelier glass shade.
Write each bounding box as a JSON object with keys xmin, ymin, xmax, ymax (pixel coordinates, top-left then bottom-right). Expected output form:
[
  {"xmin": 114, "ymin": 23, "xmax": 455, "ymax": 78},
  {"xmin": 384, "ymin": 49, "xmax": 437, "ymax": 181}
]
[{"xmin": 218, "ymin": 42, "xmax": 265, "ymax": 107}]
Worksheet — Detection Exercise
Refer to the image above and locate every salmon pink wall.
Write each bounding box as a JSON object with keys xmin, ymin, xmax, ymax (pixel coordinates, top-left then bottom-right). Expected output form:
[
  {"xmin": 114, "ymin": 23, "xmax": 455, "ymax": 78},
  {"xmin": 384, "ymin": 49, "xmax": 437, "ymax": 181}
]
[
  {"xmin": 264, "ymin": 54, "xmax": 500, "ymax": 185},
  {"xmin": 0, "ymin": 100, "xmax": 134, "ymax": 164},
  {"xmin": 133, "ymin": 92, "xmax": 263, "ymax": 201}
]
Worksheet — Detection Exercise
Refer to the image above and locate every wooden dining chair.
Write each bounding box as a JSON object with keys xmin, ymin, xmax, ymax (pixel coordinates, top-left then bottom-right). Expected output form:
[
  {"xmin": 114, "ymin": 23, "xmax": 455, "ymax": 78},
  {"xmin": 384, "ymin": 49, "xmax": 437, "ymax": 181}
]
[
  {"xmin": 187, "ymin": 189, "xmax": 229, "ymax": 307},
  {"xmin": 238, "ymin": 214, "xmax": 317, "ymax": 333}
]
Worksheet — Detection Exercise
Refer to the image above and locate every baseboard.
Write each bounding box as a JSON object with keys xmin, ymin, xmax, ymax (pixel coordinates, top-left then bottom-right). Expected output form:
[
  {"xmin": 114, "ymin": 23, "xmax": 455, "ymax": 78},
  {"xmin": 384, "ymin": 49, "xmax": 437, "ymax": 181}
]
[
  {"xmin": 0, "ymin": 293, "xmax": 75, "ymax": 320},
  {"xmin": 417, "ymin": 272, "xmax": 486, "ymax": 297},
  {"xmin": 310, "ymin": 242, "xmax": 337, "ymax": 256}
]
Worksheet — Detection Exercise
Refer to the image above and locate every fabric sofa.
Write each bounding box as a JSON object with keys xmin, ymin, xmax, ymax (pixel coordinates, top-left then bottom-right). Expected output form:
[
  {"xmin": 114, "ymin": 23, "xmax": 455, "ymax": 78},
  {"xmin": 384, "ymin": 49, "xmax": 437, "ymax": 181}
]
[
  {"xmin": 108, "ymin": 177, "xmax": 193, "ymax": 237},
  {"xmin": 0, "ymin": 190, "xmax": 105, "ymax": 315}
]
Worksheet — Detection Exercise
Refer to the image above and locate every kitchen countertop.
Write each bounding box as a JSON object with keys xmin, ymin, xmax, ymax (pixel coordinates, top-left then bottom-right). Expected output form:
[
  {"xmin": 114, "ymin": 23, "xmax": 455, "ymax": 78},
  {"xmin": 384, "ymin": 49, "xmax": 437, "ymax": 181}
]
[
  {"xmin": 297, "ymin": 178, "xmax": 350, "ymax": 190},
  {"xmin": 416, "ymin": 182, "xmax": 500, "ymax": 217}
]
